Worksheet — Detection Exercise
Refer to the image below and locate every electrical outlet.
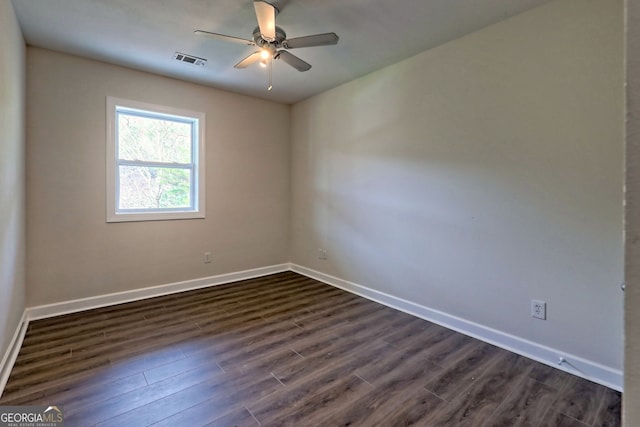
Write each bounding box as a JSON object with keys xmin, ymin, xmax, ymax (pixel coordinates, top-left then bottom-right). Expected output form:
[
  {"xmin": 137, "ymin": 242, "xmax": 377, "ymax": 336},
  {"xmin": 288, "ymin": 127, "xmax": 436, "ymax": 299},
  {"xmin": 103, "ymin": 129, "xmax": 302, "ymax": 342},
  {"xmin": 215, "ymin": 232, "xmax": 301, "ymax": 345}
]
[
  {"xmin": 318, "ymin": 248, "xmax": 328, "ymax": 260},
  {"xmin": 531, "ymin": 300, "xmax": 546, "ymax": 320},
  {"xmin": 203, "ymin": 252, "xmax": 212, "ymax": 264}
]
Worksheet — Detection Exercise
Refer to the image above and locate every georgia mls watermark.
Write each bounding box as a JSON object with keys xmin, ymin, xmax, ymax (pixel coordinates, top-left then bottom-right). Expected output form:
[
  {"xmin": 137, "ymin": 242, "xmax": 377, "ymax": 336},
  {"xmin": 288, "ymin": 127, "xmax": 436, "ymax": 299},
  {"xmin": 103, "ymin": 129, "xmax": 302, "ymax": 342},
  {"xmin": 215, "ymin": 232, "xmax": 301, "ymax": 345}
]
[{"xmin": 0, "ymin": 406, "xmax": 63, "ymax": 427}]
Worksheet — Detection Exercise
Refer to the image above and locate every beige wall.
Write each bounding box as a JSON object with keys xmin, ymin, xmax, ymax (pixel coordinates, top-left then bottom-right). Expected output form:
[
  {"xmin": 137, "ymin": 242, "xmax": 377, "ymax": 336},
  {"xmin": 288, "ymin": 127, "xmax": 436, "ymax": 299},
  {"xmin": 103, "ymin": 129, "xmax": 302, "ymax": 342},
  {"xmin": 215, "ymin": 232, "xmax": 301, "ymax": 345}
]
[
  {"xmin": 26, "ymin": 48, "xmax": 290, "ymax": 306},
  {"xmin": 0, "ymin": 1, "xmax": 26, "ymax": 360},
  {"xmin": 625, "ymin": 0, "xmax": 640, "ymax": 423},
  {"xmin": 291, "ymin": 0, "xmax": 623, "ymax": 374}
]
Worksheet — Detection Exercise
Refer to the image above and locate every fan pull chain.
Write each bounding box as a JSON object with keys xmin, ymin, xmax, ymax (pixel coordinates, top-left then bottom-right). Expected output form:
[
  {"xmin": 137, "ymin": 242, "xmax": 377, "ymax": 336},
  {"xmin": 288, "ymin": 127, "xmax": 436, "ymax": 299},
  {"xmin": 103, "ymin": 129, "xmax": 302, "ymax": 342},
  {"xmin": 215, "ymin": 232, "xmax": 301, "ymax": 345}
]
[{"xmin": 268, "ymin": 56, "xmax": 273, "ymax": 91}]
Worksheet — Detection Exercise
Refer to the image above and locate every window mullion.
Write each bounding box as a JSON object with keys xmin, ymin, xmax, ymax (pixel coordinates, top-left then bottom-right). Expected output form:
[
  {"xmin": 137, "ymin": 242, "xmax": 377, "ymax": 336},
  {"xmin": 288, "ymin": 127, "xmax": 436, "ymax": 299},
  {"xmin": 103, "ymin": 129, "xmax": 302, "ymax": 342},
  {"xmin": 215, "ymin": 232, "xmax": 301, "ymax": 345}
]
[{"xmin": 117, "ymin": 159, "xmax": 194, "ymax": 169}]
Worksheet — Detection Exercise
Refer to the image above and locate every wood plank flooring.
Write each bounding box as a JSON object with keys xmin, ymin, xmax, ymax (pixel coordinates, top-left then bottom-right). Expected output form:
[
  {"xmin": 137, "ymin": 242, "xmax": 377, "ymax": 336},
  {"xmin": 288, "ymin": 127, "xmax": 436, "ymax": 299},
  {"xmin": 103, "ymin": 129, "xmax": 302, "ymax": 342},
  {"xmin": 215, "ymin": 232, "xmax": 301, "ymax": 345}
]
[{"xmin": 0, "ymin": 272, "xmax": 621, "ymax": 426}]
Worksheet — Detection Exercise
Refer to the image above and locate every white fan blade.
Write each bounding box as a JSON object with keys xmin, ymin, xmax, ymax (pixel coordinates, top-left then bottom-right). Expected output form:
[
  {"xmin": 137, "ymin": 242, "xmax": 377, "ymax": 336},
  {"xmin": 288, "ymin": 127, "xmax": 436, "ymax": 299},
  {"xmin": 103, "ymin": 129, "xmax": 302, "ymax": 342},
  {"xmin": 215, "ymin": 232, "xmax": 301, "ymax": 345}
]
[
  {"xmin": 254, "ymin": 1, "xmax": 276, "ymax": 41},
  {"xmin": 276, "ymin": 50, "xmax": 311, "ymax": 72},
  {"xmin": 284, "ymin": 32, "xmax": 339, "ymax": 49},
  {"xmin": 194, "ymin": 30, "xmax": 255, "ymax": 46},
  {"xmin": 235, "ymin": 51, "xmax": 262, "ymax": 68}
]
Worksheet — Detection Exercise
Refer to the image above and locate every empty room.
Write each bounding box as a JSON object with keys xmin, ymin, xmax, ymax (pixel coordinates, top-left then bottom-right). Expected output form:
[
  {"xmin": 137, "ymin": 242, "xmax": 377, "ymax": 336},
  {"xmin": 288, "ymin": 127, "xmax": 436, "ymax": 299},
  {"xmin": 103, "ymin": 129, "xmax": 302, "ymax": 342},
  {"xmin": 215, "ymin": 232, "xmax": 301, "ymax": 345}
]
[{"xmin": 1, "ymin": 0, "xmax": 637, "ymax": 425}]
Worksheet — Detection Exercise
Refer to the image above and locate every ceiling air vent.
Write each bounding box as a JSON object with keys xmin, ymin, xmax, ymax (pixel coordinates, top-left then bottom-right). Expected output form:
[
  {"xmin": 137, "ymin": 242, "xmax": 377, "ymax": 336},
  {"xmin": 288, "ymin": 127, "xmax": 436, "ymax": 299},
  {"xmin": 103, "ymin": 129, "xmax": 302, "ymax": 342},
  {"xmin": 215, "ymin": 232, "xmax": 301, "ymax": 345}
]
[{"xmin": 174, "ymin": 52, "xmax": 207, "ymax": 66}]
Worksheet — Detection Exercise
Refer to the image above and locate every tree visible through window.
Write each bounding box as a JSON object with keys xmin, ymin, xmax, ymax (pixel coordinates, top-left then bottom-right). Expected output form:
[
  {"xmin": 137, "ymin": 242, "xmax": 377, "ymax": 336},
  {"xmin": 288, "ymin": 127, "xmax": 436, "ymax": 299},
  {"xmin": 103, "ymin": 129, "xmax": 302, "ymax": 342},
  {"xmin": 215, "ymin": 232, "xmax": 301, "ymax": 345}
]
[
  {"xmin": 107, "ymin": 97, "xmax": 205, "ymax": 222},
  {"xmin": 118, "ymin": 113, "xmax": 192, "ymax": 210}
]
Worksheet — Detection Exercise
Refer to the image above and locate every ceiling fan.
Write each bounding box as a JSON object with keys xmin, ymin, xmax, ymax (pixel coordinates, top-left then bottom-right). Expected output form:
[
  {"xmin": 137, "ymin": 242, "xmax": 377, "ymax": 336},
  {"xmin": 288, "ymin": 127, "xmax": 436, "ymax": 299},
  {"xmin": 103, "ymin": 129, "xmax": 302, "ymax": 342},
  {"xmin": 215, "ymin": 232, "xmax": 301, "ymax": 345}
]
[{"xmin": 195, "ymin": 0, "xmax": 339, "ymax": 90}]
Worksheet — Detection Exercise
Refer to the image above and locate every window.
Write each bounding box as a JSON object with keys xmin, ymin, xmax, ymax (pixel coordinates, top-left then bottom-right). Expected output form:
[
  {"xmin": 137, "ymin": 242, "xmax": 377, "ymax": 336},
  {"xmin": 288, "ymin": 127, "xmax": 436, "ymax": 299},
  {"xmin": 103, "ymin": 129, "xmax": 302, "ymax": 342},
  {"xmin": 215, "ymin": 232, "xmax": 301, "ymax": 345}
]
[{"xmin": 106, "ymin": 97, "xmax": 205, "ymax": 222}]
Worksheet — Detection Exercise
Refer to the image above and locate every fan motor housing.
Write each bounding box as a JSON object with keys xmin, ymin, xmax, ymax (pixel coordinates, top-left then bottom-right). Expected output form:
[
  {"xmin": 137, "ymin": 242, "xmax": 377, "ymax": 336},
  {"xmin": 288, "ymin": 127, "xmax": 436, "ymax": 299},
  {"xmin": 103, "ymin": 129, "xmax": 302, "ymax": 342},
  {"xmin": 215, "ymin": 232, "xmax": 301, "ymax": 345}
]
[{"xmin": 253, "ymin": 26, "xmax": 287, "ymax": 48}]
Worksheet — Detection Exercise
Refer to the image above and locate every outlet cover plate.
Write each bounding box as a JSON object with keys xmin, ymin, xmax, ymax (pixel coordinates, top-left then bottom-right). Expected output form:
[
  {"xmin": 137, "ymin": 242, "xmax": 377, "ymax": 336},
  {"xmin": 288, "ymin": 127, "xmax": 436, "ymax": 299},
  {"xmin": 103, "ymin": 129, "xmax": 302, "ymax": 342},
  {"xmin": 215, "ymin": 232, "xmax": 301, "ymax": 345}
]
[{"xmin": 531, "ymin": 300, "xmax": 546, "ymax": 320}]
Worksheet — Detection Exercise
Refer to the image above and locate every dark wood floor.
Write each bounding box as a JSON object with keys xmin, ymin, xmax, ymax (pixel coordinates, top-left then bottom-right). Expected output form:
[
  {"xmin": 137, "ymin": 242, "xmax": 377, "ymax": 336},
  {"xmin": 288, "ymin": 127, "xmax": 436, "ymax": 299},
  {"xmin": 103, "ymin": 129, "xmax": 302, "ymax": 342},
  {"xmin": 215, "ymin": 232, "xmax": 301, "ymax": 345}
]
[{"xmin": 0, "ymin": 272, "xmax": 620, "ymax": 426}]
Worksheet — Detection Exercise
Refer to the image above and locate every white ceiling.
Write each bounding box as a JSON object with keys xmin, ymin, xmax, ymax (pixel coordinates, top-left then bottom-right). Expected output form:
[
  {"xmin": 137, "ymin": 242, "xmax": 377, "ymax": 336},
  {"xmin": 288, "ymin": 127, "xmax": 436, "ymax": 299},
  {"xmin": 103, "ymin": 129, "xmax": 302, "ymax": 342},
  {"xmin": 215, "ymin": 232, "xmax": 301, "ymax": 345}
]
[{"xmin": 12, "ymin": 0, "xmax": 552, "ymax": 104}]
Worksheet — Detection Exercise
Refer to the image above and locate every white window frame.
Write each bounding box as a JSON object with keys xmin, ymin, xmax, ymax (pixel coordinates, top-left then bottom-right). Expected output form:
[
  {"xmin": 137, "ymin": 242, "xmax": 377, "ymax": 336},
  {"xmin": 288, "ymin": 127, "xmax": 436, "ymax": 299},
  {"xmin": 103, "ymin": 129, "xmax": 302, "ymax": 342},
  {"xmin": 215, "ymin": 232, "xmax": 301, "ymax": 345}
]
[{"xmin": 106, "ymin": 96, "xmax": 206, "ymax": 222}]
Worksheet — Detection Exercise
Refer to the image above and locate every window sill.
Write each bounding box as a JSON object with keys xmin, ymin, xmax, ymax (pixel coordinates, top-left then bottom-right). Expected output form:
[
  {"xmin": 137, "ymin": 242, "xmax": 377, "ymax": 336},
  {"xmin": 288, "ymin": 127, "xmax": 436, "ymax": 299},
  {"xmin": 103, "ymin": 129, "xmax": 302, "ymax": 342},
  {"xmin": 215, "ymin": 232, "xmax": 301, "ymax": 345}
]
[{"xmin": 106, "ymin": 211, "xmax": 205, "ymax": 223}]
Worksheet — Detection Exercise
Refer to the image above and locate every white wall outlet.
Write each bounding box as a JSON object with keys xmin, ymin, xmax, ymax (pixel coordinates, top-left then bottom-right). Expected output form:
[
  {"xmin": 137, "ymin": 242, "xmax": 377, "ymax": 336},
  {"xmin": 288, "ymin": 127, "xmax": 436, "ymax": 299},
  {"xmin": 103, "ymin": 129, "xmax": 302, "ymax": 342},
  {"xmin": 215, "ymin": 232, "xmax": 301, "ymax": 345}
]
[
  {"xmin": 318, "ymin": 248, "xmax": 328, "ymax": 260},
  {"xmin": 203, "ymin": 252, "xmax": 212, "ymax": 264},
  {"xmin": 531, "ymin": 300, "xmax": 546, "ymax": 320}
]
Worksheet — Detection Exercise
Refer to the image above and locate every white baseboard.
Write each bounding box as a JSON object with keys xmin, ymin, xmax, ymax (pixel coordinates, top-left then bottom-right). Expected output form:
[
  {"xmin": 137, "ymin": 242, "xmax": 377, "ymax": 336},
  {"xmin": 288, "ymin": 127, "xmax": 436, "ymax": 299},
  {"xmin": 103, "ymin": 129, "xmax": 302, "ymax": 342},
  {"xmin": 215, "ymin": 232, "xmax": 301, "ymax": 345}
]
[
  {"xmin": 26, "ymin": 264, "xmax": 290, "ymax": 321},
  {"xmin": 291, "ymin": 264, "xmax": 623, "ymax": 392},
  {"xmin": 2, "ymin": 262, "xmax": 622, "ymax": 398},
  {"xmin": 0, "ymin": 311, "xmax": 29, "ymax": 398}
]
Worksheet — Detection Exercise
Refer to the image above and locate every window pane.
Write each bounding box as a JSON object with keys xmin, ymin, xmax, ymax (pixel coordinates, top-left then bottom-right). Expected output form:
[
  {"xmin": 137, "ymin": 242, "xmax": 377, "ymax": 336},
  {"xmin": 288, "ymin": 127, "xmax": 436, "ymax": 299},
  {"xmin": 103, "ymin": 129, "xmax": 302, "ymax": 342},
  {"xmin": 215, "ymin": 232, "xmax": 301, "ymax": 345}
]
[
  {"xmin": 118, "ymin": 165, "xmax": 192, "ymax": 210},
  {"xmin": 118, "ymin": 113, "xmax": 192, "ymax": 163}
]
